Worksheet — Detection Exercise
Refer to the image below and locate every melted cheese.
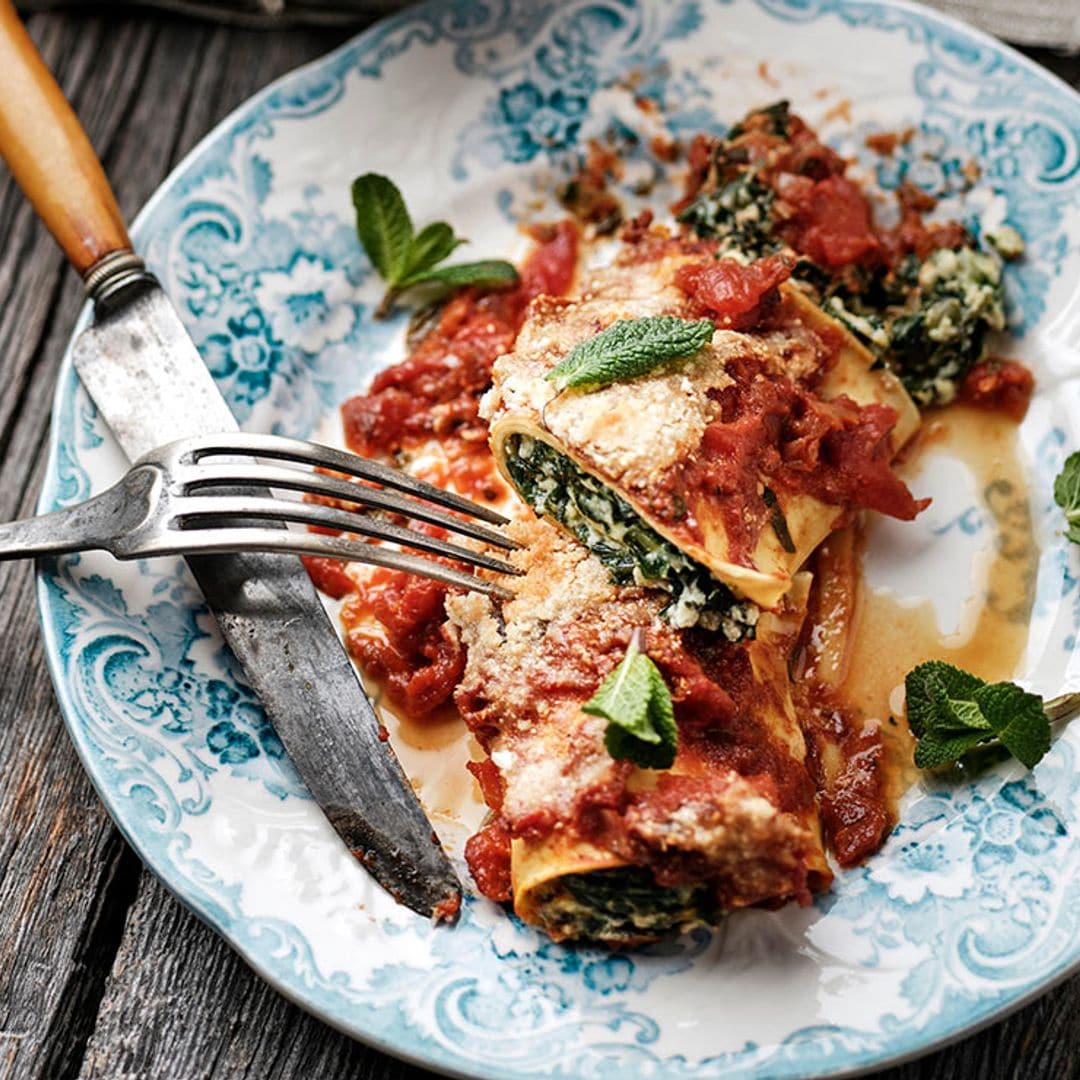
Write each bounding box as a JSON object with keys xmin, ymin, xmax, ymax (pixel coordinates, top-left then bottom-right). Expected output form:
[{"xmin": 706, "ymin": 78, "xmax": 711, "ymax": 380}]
[{"xmin": 448, "ymin": 519, "xmax": 639, "ymax": 826}]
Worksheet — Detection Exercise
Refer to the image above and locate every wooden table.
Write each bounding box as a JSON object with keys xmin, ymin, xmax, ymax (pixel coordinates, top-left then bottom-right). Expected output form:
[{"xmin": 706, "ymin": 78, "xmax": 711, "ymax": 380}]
[{"xmin": 0, "ymin": 10, "xmax": 1076, "ymax": 1079}]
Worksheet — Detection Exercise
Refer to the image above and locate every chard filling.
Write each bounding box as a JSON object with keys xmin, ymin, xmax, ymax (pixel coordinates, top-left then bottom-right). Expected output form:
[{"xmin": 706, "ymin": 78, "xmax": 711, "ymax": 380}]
[
  {"xmin": 504, "ymin": 433, "xmax": 758, "ymax": 641},
  {"xmin": 533, "ymin": 867, "xmax": 716, "ymax": 942}
]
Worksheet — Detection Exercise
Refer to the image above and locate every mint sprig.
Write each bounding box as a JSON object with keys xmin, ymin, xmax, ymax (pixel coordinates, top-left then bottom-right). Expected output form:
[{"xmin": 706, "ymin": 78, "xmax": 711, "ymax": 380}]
[
  {"xmin": 1053, "ymin": 450, "xmax": 1080, "ymax": 544},
  {"xmin": 401, "ymin": 259, "xmax": 519, "ymax": 291},
  {"xmin": 582, "ymin": 631, "xmax": 677, "ymax": 769},
  {"xmin": 351, "ymin": 174, "xmax": 518, "ymax": 315},
  {"xmin": 546, "ymin": 316, "xmax": 715, "ymax": 391},
  {"xmin": 904, "ymin": 660, "xmax": 1068, "ymax": 769}
]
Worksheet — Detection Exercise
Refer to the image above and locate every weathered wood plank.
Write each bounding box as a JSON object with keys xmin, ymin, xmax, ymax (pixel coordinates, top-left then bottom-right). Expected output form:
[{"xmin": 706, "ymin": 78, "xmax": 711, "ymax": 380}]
[
  {"xmin": 79, "ymin": 873, "xmax": 427, "ymax": 1080},
  {"xmin": 80, "ymin": 871, "xmax": 1080, "ymax": 1080},
  {"xmin": 880, "ymin": 974, "xmax": 1080, "ymax": 1079},
  {"xmin": 0, "ymin": 14, "xmax": 376, "ymax": 1080},
  {"xmin": 0, "ymin": 18, "xmax": 163, "ymax": 1079}
]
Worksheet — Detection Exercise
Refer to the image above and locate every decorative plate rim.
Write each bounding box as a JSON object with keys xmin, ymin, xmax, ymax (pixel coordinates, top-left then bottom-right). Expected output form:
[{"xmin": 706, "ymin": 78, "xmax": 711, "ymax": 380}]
[{"xmin": 33, "ymin": 0, "xmax": 1080, "ymax": 1076}]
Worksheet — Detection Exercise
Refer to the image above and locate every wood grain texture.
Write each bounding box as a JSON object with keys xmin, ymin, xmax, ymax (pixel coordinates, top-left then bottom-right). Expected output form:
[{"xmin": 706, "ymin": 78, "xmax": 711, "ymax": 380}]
[
  {"xmin": 0, "ymin": 19, "xmax": 151, "ymax": 1080},
  {"xmin": 78, "ymin": 874, "xmax": 422, "ymax": 1080},
  {"xmin": 0, "ymin": 14, "xmax": 353, "ymax": 1080},
  {"xmin": 0, "ymin": 11, "xmax": 1076, "ymax": 1080}
]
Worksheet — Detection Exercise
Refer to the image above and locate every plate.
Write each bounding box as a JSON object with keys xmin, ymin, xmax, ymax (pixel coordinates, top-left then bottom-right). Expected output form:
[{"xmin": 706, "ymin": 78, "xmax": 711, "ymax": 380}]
[{"xmin": 36, "ymin": 1, "xmax": 1080, "ymax": 1076}]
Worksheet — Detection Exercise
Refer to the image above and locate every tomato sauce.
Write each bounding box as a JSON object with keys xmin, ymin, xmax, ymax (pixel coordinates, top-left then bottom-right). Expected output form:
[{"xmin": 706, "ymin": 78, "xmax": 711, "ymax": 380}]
[
  {"xmin": 315, "ymin": 105, "xmax": 1034, "ymax": 912},
  {"xmin": 341, "ymin": 568, "xmax": 466, "ymax": 717},
  {"xmin": 881, "ymin": 181, "xmax": 971, "ymax": 264},
  {"xmin": 327, "ymin": 222, "xmax": 579, "ymax": 718},
  {"xmin": 677, "ymin": 106, "xmax": 972, "ymax": 275},
  {"xmin": 459, "ymin": 606, "xmax": 822, "ymax": 897},
  {"xmin": 464, "ymin": 820, "xmax": 513, "ymax": 902},
  {"xmin": 672, "ymin": 132, "xmax": 715, "ymax": 214},
  {"xmin": 302, "ymin": 555, "xmax": 357, "ymax": 600},
  {"xmin": 776, "ymin": 173, "xmax": 883, "ymax": 270},
  {"xmin": 643, "ymin": 354, "xmax": 928, "ymax": 565},
  {"xmin": 663, "ymin": 628, "xmax": 817, "ymax": 815},
  {"xmin": 958, "ymin": 358, "xmax": 1034, "ymax": 422},
  {"xmin": 793, "ymin": 682, "xmax": 893, "ymax": 866},
  {"xmin": 675, "ymin": 253, "xmax": 794, "ymax": 328},
  {"xmin": 620, "ymin": 773, "xmax": 816, "ymax": 903},
  {"xmin": 343, "ymin": 221, "xmax": 578, "ymax": 465}
]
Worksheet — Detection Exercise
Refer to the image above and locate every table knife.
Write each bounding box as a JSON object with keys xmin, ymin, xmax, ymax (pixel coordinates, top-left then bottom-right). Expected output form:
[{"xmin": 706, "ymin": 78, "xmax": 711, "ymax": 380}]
[{"xmin": 0, "ymin": 0, "xmax": 461, "ymax": 920}]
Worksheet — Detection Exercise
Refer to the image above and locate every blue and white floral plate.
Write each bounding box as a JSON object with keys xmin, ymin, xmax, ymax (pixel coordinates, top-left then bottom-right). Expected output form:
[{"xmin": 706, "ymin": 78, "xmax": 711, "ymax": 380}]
[{"xmin": 36, "ymin": 1, "xmax": 1080, "ymax": 1076}]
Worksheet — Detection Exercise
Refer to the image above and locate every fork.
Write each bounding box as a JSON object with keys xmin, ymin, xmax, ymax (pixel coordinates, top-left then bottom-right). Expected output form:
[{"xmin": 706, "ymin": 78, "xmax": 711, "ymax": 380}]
[{"xmin": 0, "ymin": 432, "xmax": 519, "ymax": 597}]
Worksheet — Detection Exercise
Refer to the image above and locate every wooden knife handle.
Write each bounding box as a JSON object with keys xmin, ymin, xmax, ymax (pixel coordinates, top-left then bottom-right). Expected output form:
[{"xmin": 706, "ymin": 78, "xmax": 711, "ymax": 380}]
[{"xmin": 0, "ymin": 0, "xmax": 131, "ymax": 277}]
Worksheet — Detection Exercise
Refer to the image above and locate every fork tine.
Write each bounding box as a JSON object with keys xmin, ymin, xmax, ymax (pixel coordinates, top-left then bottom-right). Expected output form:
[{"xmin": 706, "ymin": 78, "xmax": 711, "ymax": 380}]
[
  {"xmin": 180, "ymin": 463, "xmax": 517, "ymax": 551},
  {"xmin": 141, "ymin": 526, "xmax": 514, "ymax": 599},
  {"xmin": 179, "ymin": 432, "xmax": 509, "ymax": 525},
  {"xmin": 173, "ymin": 494, "xmax": 521, "ymax": 576}
]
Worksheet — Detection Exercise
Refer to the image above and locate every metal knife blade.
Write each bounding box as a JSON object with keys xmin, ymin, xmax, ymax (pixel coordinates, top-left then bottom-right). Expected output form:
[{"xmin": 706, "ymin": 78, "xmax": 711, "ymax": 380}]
[{"xmin": 73, "ymin": 283, "xmax": 461, "ymax": 919}]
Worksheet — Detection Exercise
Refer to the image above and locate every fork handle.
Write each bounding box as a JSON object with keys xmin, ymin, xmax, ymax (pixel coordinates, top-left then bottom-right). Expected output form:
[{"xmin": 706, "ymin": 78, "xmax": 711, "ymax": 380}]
[
  {"xmin": 0, "ymin": 472, "xmax": 153, "ymax": 561},
  {"xmin": 0, "ymin": 0, "xmax": 132, "ymax": 278},
  {"xmin": 0, "ymin": 499, "xmax": 114, "ymax": 560}
]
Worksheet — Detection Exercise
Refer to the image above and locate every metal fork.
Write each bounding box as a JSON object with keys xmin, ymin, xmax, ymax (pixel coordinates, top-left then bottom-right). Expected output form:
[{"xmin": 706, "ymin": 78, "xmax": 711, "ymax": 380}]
[{"xmin": 1, "ymin": 432, "xmax": 519, "ymax": 597}]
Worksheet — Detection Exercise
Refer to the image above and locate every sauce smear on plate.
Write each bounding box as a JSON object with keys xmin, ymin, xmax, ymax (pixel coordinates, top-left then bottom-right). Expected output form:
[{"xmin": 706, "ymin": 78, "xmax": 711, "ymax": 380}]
[{"xmin": 796, "ymin": 403, "xmax": 1037, "ymax": 858}]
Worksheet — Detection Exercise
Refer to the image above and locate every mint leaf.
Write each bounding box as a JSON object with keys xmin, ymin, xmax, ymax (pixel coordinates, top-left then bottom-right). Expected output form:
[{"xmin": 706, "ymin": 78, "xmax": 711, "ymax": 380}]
[
  {"xmin": 904, "ymin": 660, "xmax": 978, "ymax": 737},
  {"xmin": 583, "ymin": 639, "xmax": 653, "ymax": 735},
  {"xmin": 904, "ymin": 660, "xmax": 1051, "ymax": 769},
  {"xmin": 352, "ymin": 173, "xmax": 413, "ymax": 284},
  {"xmin": 351, "ymin": 175, "xmax": 517, "ymax": 315},
  {"xmin": 399, "ymin": 259, "xmax": 518, "ymax": 290},
  {"xmin": 642, "ymin": 664, "xmax": 678, "ymax": 767},
  {"xmin": 913, "ymin": 728, "xmax": 990, "ymax": 769},
  {"xmin": 948, "ymin": 698, "xmax": 993, "ymax": 733},
  {"xmin": 547, "ymin": 316, "xmax": 715, "ymax": 391},
  {"xmin": 1054, "ymin": 450, "xmax": 1080, "ymax": 544},
  {"xmin": 583, "ymin": 637, "xmax": 677, "ymax": 769},
  {"xmin": 972, "ymin": 681, "xmax": 1050, "ymax": 768},
  {"xmin": 605, "ymin": 723, "xmax": 676, "ymax": 770},
  {"xmin": 404, "ymin": 222, "xmax": 465, "ymax": 279}
]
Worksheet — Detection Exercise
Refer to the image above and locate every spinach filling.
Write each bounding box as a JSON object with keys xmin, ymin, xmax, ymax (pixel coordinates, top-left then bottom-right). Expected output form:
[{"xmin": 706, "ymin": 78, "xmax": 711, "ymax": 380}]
[
  {"xmin": 683, "ymin": 178, "xmax": 1007, "ymax": 407},
  {"xmin": 535, "ymin": 867, "xmax": 716, "ymax": 942},
  {"xmin": 678, "ymin": 103, "xmax": 1012, "ymax": 410},
  {"xmin": 826, "ymin": 246, "xmax": 1006, "ymax": 407},
  {"xmin": 504, "ymin": 434, "xmax": 758, "ymax": 641},
  {"xmin": 677, "ymin": 172, "xmax": 779, "ymax": 261}
]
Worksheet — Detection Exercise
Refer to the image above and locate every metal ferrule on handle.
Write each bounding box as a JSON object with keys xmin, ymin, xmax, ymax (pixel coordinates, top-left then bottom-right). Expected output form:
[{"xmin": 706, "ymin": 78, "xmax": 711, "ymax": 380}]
[{"xmin": 83, "ymin": 249, "xmax": 158, "ymax": 315}]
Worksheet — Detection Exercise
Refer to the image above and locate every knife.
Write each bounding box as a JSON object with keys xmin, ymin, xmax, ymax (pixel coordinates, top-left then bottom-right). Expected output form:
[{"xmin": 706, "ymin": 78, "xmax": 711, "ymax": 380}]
[{"xmin": 0, "ymin": 0, "xmax": 461, "ymax": 919}]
